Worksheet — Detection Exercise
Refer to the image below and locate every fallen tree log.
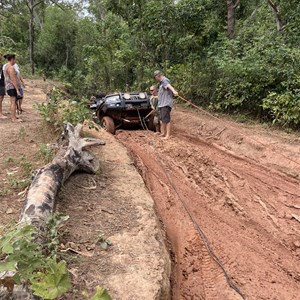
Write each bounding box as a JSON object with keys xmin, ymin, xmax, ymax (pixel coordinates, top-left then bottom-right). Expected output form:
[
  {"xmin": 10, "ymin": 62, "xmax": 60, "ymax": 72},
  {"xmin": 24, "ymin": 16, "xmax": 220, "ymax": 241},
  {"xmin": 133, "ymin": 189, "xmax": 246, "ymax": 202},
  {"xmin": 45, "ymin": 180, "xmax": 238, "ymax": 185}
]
[
  {"xmin": 0, "ymin": 122, "xmax": 105, "ymax": 299},
  {"xmin": 20, "ymin": 122, "xmax": 105, "ymax": 227}
]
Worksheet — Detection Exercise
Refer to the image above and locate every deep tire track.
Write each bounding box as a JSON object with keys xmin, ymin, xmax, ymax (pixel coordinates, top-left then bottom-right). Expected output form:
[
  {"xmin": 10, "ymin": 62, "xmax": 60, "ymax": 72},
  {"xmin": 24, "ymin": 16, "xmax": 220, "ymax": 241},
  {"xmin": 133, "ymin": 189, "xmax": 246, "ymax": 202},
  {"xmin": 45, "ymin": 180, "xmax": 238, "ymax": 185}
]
[{"xmin": 117, "ymin": 110, "xmax": 300, "ymax": 299}]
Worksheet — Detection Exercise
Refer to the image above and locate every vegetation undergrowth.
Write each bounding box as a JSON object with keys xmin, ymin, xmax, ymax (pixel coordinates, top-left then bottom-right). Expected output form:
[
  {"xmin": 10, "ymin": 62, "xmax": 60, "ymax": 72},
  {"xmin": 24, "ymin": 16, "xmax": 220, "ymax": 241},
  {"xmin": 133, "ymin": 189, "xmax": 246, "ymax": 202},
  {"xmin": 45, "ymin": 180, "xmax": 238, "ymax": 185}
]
[
  {"xmin": 0, "ymin": 155, "xmax": 33, "ymax": 196},
  {"xmin": 0, "ymin": 213, "xmax": 111, "ymax": 300},
  {"xmin": 35, "ymin": 87, "xmax": 97, "ymax": 131}
]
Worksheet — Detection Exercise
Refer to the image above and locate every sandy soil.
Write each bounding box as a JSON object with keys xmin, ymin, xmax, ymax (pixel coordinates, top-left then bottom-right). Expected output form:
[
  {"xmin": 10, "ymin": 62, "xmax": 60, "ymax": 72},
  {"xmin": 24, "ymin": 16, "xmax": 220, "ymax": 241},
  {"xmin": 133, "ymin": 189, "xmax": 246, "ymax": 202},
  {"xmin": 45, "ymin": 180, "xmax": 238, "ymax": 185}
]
[
  {"xmin": 117, "ymin": 106, "xmax": 300, "ymax": 300},
  {"xmin": 0, "ymin": 79, "xmax": 52, "ymax": 225},
  {"xmin": 57, "ymin": 128, "xmax": 171, "ymax": 299}
]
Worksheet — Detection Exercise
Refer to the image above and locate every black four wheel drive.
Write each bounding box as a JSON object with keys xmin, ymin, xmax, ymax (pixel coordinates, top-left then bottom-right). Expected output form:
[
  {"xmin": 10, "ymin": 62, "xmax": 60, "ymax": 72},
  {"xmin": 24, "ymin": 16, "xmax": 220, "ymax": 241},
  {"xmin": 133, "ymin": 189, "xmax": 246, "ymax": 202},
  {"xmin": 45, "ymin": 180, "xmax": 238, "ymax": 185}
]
[{"xmin": 91, "ymin": 92, "xmax": 155, "ymax": 134}]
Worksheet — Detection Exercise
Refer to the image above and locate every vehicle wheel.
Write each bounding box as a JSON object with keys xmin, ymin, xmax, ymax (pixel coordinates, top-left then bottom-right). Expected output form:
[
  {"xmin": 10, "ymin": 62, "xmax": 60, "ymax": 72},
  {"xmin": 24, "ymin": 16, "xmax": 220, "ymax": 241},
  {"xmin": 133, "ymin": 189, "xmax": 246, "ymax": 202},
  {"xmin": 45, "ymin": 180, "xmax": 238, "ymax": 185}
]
[{"xmin": 101, "ymin": 116, "xmax": 115, "ymax": 134}]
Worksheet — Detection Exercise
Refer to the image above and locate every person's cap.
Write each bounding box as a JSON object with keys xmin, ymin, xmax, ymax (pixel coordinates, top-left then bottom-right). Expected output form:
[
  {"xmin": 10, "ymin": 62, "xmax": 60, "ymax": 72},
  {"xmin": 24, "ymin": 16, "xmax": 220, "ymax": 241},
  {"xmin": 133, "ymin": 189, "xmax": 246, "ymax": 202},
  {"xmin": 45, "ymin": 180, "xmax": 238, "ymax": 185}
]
[{"xmin": 153, "ymin": 70, "xmax": 163, "ymax": 77}]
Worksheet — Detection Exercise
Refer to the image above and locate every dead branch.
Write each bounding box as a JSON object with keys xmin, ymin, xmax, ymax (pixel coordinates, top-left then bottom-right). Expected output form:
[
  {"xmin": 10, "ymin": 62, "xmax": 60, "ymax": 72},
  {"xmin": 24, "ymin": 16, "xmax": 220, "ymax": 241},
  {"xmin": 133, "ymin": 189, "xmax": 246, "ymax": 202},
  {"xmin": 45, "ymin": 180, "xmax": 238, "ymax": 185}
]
[{"xmin": 20, "ymin": 122, "xmax": 105, "ymax": 227}]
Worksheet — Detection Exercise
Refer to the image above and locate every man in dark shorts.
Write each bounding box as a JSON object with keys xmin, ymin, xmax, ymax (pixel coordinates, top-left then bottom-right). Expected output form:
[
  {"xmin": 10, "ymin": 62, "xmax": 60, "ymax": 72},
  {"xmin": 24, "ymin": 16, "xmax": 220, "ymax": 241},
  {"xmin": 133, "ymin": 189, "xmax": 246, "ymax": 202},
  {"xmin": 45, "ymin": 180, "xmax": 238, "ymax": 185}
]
[
  {"xmin": 0, "ymin": 52, "xmax": 7, "ymax": 119},
  {"xmin": 154, "ymin": 70, "xmax": 178, "ymax": 139},
  {"xmin": 3, "ymin": 54, "xmax": 22, "ymax": 122}
]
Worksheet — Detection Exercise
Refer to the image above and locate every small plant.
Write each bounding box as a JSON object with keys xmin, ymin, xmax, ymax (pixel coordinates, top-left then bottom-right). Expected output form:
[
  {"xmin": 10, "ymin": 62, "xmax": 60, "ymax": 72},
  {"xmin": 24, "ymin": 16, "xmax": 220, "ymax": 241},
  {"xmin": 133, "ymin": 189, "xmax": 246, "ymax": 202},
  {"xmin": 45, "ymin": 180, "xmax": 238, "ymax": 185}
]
[
  {"xmin": 4, "ymin": 155, "xmax": 33, "ymax": 176},
  {"xmin": 44, "ymin": 213, "xmax": 70, "ymax": 253},
  {"xmin": 0, "ymin": 186, "xmax": 9, "ymax": 197},
  {"xmin": 4, "ymin": 156, "xmax": 15, "ymax": 163},
  {"xmin": 19, "ymin": 155, "xmax": 33, "ymax": 177},
  {"xmin": 0, "ymin": 216, "xmax": 112, "ymax": 299},
  {"xmin": 39, "ymin": 143, "xmax": 54, "ymax": 163},
  {"xmin": 35, "ymin": 87, "xmax": 63, "ymax": 124},
  {"xmin": 96, "ymin": 234, "xmax": 112, "ymax": 251},
  {"xmin": 8, "ymin": 176, "xmax": 30, "ymax": 190},
  {"xmin": 4, "ymin": 155, "xmax": 33, "ymax": 192},
  {"xmin": 0, "ymin": 216, "xmax": 71, "ymax": 299},
  {"xmin": 82, "ymin": 286, "xmax": 112, "ymax": 300},
  {"xmin": 30, "ymin": 256, "xmax": 71, "ymax": 299}
]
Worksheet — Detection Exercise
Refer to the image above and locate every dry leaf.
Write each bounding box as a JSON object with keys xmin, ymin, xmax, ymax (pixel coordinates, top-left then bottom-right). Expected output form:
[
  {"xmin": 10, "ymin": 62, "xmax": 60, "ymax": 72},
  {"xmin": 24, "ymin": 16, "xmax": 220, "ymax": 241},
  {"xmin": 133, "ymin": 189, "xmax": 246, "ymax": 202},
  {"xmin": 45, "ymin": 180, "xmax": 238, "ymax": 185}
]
[
  {"xmin": 60, "ymin": 248, "xmax": 94, "ymax": 257},
  {"xmin": 0, "ymin": 277, "xmax": 15, "ymax": 294}
]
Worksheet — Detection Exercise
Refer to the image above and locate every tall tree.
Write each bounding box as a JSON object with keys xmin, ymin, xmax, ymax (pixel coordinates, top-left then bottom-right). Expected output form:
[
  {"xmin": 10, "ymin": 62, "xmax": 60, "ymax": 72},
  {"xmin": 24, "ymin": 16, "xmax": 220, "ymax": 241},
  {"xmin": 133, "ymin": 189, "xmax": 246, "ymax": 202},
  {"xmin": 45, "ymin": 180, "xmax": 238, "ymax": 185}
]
[
  {"xmin": 0, "ymin": 0, "xmax": 66, "ymax": 74},
  {"xmin": 25, "ymin": 0, "xmax": 66, "ymax": 74},
  {"xmin": 225, "ymin": 0, "xmax": 240, "ymax": 39},
  {"xmin": 267, "ymin": 0, "xmax": 283, "ymax": 31}
]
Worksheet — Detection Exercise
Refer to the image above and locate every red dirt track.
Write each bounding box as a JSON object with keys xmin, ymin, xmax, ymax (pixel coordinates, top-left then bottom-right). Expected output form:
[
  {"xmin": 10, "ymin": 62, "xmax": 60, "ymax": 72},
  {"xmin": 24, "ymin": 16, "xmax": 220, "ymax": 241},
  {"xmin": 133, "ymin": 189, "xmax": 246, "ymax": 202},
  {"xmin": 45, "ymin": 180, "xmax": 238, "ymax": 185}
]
[{"xmin": 117, "ymin": 107, "xmax": 300, "ymax": 300}]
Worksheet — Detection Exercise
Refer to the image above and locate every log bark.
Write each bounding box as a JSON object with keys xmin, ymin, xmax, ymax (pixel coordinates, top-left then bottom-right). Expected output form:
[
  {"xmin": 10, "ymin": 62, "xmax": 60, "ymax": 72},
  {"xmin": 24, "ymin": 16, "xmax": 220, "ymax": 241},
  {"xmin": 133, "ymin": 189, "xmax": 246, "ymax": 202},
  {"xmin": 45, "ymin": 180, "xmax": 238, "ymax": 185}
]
[
  {"xmin": 20, "ymin": 122, "xmax": 105, "ymax": 227},
  {"xmin": 0, "ymin": 123, "xmax": 105, "ymax": 298}
]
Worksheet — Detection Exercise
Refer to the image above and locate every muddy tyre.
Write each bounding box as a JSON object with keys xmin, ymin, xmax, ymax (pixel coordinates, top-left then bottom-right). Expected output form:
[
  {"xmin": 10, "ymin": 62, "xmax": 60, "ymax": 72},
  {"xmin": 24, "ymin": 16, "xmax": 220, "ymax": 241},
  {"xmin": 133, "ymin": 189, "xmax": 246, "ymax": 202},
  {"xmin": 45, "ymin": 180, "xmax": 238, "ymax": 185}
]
[
  {"xmin": 147, "ymin": 116, "xmax": 156, "ymax": 132},
  {"xmin": 101, "ymin": 116, "xmax": 115, "ymax": 134}
]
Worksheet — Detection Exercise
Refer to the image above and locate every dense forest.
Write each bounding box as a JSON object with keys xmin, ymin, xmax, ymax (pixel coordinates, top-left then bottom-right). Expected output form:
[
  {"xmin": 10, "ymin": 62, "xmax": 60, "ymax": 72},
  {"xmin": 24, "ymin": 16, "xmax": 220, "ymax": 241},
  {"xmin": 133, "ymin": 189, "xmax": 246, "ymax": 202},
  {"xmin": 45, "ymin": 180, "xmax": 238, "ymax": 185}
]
[{"xmin": 1, "ymin": 0, "xmax": 299, "ymax": 127}]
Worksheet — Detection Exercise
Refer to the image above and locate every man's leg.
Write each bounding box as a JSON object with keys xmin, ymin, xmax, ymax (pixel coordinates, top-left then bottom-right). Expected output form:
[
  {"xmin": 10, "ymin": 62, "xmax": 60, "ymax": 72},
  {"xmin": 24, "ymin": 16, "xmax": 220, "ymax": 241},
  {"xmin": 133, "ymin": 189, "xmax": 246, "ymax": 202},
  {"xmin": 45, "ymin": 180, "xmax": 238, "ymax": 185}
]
[
  {"xmin": 0, "ymin": 95, "xmax": 7, "ymax": 119},
  {"xmin": 164, "ymin": 122, "xmax": 171, "ymax": 139},
  {"xmin": 160, "ymin": 122, "xmax": 166, "ymax": 137},
  {"xmin": 162, "ymin": 106, "xmax": 171, "ymax": 139},
  {"xmin": 154, "ymin": 116, "xmax": 161, "ymax": 133}
]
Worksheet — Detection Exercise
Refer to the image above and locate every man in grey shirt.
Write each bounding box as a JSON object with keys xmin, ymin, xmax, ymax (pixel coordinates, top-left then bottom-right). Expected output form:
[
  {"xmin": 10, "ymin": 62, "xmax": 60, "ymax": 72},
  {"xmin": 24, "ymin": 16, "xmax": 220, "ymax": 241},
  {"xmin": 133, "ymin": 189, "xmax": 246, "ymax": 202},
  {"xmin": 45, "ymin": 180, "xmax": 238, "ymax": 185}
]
[{"xmin": 154, "ymin": 70, "xmax": 178, "ymax": 139}]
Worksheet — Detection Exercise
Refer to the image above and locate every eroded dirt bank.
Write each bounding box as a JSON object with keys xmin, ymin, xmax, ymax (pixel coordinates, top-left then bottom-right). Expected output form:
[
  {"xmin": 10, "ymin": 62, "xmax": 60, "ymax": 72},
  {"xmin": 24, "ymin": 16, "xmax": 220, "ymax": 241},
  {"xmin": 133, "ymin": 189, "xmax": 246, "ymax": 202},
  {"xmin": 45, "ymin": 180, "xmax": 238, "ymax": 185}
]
[
  {"xmin": 0, "ymin": 81, "xmax": 171, "ymax": 299},
  {"xmin": 117, "ymin": 107, "xmax": 300, "ymax": 300}
]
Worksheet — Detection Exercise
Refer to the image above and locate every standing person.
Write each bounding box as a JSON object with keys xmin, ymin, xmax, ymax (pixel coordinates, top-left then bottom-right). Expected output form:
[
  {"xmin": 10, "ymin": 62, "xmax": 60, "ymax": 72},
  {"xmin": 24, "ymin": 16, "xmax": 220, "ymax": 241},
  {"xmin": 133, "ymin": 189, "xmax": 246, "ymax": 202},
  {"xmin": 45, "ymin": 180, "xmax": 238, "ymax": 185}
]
[
  {"xmin": 0, "ymin": 52, "xmax": 7, "ymax": 119},
  {"xmin": 149, "ymin": 85, "xmax": 160, "ymax": 133},
  {"xmin": 3, "ymin": 54, "xmax": 23, "ymax": 122},
  {"xmin": 13, "ymin": 62, "xmax": 25, "ymax": 113},
  {"xmin": 154, "ymin": 70, "xmax": 178, "ymax": 139}
]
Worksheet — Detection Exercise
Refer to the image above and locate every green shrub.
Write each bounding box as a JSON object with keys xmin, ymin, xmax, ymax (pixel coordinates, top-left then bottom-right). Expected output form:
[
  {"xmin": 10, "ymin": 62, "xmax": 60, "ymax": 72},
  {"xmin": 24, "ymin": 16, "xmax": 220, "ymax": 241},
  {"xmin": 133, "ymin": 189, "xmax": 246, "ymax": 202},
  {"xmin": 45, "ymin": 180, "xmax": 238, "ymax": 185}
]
[
  {"xmin": 262, "ymin": 89, "xmax": 300, "ymax": 128},
  {"xmin": 0, "ymin": 219, "xmax": 71, "ymax": 299},
  {"xmin": 36, "ymin": 87, "xmax": 95, "ymax": 129}
]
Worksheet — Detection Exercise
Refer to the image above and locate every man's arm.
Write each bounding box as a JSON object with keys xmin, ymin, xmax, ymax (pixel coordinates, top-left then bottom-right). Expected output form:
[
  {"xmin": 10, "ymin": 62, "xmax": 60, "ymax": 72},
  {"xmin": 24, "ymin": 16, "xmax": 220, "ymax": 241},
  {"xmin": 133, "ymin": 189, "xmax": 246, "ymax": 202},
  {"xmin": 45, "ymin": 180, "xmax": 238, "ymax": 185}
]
[
  {"xmin": 166, "ymin": 83, "xmax": 178, "ymax": 97},
  {"xmin": 7, "ymin": 67, "xmax": 21, "ymax": 95},
  {"xmin": 149, "ymin": 96, "xmax": 156, "ymax": 110}
]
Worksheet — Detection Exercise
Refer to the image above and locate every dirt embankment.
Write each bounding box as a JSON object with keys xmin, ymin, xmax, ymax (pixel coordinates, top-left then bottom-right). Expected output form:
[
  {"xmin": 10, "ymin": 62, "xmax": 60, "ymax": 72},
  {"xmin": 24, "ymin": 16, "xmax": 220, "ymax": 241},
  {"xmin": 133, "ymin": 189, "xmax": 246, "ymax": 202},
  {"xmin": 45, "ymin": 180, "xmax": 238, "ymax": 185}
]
[
  {"xmin": 117, "ymin": 107, "xmax": 300, "ymax": 300},
  {"xmin": 0, "ymin": 80, "xmax": 171, "ymax": 300}
]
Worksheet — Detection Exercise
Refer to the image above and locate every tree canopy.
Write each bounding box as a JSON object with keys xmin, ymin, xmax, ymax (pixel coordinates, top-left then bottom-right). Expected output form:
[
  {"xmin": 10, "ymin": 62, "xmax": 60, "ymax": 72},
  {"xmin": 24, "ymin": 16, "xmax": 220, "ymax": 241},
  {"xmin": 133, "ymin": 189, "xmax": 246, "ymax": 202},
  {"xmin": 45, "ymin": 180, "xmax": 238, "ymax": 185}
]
[{"xmin": 1, "ymin": 0, "xmax": 300, "ymax": 127}]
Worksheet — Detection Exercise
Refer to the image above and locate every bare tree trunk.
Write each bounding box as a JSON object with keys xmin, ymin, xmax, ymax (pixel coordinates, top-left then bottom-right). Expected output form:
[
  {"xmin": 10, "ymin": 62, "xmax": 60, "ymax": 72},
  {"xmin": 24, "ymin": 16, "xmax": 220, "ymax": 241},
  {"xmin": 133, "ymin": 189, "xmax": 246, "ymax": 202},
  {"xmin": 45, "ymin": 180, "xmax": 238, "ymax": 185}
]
[
  {"xmin": 267, "ymin": 0, "xmax": 283, "ymax": 32},
  {"xmin": 28, "ymin": 0, "xmax": 35, "ymax": 75},
  {"xmin": 98, "ymin": 0, "xmax": 106, "ymax": 35},
  {"xmin": 225, "ymin": 0, "xmax": 240, "ymax": 39},
  {"xmin": 26, "ymin": 0, "xmax": 64, "ymax": 75},
  {"xmin": 20, "ymin": 123, "xmax": 105, "ymax": 227}
]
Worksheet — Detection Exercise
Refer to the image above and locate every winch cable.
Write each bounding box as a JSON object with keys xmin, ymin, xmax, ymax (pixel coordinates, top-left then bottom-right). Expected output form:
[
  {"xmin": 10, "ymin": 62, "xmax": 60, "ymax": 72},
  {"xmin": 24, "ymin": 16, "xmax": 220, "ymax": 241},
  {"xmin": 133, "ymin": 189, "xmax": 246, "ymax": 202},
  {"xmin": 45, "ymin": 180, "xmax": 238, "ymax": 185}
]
[
  {"xmin": 152, "ymin": 145, "xmax": 247, "ymax": 299},
  {"xmin": 136, "ymin": 107, "xmax": 148, "ymax": 131},
  {"xmin": 177, "ymin": 95, "xmax": 300, "ymax": 169},
  {"xmin": 136, "ymin": 97, "xmax": 248, "ymax": 299}
]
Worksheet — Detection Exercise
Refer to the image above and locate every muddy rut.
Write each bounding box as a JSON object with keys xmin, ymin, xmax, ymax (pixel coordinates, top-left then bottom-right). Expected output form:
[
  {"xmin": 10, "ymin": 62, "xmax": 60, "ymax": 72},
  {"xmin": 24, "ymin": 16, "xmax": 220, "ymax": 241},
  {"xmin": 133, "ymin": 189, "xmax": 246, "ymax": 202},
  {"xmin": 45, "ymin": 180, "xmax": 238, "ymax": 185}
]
[{"xmin": 117, "ymin": 108, "xmax": 300, "ymax": 300}]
